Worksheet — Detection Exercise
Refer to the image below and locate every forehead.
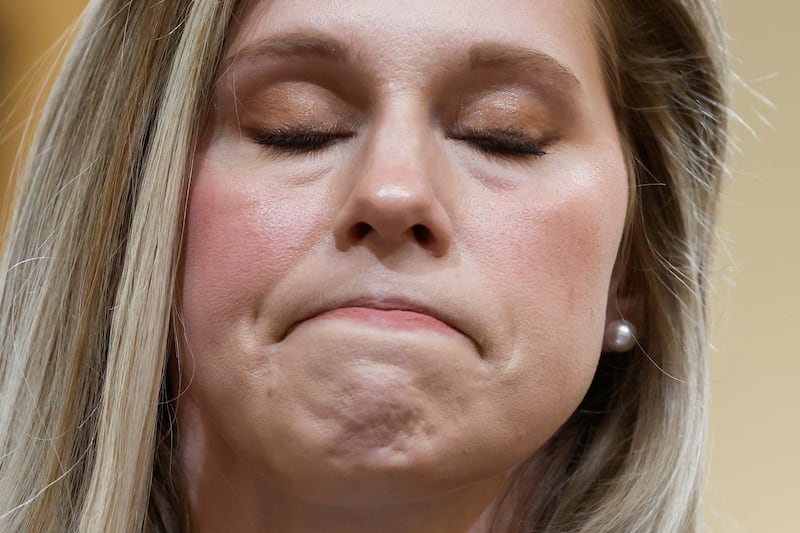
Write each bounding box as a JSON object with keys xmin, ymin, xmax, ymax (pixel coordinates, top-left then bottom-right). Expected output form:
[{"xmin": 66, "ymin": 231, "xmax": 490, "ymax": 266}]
[{"xmin": 225, "ymin": 0, "xmax": 602, "ymax": 94}]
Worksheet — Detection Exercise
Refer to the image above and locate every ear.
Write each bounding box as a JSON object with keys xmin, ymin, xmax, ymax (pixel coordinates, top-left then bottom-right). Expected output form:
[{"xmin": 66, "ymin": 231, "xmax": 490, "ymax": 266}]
[{"xmin": 602, "ymin": 262, "xmax": 642, "ymax": 352}]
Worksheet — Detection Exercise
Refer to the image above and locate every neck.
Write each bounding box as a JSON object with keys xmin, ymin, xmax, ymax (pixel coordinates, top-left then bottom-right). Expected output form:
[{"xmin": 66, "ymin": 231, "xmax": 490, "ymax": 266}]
[{"xmin": 185, "ymin": 474, "xmax": 514, "ymax": 533}]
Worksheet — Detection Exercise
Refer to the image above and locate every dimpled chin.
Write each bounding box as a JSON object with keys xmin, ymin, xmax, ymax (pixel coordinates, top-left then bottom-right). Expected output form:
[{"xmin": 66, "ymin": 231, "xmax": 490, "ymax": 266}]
[{"xmin": 203, "ymin": 323, "xmax": 580, "ymax": 507}]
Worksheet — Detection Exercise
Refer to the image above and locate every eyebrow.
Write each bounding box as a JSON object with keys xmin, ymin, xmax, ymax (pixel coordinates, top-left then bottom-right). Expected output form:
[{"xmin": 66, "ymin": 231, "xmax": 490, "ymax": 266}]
[
  {"xmin": 220, "ymin": 32, "xmax": 350, "ymax": 74},
  {"xmin": 221, "ymin": 32, "xmax": 582, "ymax": 93},
  {"xmin": 468, "ymin": 43, "xmax": 583, "ymax": 94}
]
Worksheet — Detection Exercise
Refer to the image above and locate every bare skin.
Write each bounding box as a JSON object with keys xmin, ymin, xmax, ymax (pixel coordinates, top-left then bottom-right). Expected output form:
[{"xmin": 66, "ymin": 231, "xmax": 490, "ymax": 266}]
[{"xmin": 176, "ymin": 0, "xmax": 630, "ymax": 531}]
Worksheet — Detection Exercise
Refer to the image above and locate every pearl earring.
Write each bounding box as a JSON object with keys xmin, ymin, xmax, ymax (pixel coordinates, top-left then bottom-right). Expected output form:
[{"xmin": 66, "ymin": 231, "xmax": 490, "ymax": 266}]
[{"xmin": 604, "ymin": 319, "xmax": 638, "ymax": 352}]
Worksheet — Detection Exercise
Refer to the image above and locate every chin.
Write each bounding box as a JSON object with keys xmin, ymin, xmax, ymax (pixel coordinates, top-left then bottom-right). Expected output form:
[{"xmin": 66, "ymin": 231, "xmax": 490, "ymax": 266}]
[
  {"xmin": 244, "ymin": 390, "xmax": 542, "ymax": 509},
  {"xmin": 265, "ymin": 433, "xmax": 514, "ymax": 508}
]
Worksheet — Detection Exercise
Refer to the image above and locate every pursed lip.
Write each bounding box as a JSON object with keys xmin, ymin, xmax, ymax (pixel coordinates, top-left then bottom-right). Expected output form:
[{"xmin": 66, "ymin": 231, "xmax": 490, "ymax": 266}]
[{"xmin": 289, "ymin": 297, "xmax": 471, "ymax": 340}]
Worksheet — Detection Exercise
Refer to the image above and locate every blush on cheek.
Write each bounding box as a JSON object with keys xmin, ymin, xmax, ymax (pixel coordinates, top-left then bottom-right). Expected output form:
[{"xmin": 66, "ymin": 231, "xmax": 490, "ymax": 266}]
[
  {"xmin": 476, "ymin": 193, "xmax": 619, "ymax": 441},
  {"xmin": 545, "ymin": 205, "xmax": 611, "ymax": 312},
  {"xmin": 180, "ymin": 156, "xmax": 326, "ymax": 341},
  {"xmin": 491, "ymin": 200, "xmax": 609, "ymax": 304},
  {"xmin": 472, "ymin": 166, "xmax": 626, "ymax": 364}
]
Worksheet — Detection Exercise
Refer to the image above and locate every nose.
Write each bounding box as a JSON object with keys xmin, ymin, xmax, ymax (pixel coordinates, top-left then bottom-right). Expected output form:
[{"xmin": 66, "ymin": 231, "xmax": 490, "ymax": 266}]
[{"xmin": 332, "ymin": 130, "xmax": 454, "ymax": 258}]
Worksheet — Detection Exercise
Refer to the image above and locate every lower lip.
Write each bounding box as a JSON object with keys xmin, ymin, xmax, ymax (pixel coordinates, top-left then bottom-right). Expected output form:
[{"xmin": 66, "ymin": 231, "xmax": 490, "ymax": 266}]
[{"xmin": 310, "ymin": 307, "xmax": 459, "ymax": 336}]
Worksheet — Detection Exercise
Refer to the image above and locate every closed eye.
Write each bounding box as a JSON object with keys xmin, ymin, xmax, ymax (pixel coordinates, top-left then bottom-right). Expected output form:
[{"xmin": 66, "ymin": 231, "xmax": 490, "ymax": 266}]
[
  {"xmin": 449, "ymin": 130, "xmax": 548, "ymax": 158},
  {"xmin": 251, "ymin": 128, "xmax": 353, "ymax": 153}
]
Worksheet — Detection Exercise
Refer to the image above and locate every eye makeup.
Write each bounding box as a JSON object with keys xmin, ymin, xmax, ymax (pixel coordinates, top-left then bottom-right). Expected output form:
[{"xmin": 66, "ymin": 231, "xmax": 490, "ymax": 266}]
[
  {"xmin": 444, "ymin": 87, "xmax": 561, "ymax": 160},
  {"xmin": 210, "ymin": 38, "xmax": 578, "ymax": 166},
  {"xmin": 216, "ymin": 81, "xmax": 362, "ymax": 156}
]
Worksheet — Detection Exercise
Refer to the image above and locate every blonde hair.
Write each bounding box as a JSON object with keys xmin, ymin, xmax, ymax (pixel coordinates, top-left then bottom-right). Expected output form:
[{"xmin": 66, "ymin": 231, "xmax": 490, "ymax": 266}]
[
  {"xmin": 0, "ymin": 1, "xmax": 728, "ymax": 532},
  {"xmin": 508, "ymin": 1, "xmax": 730, "ymax": 530}
]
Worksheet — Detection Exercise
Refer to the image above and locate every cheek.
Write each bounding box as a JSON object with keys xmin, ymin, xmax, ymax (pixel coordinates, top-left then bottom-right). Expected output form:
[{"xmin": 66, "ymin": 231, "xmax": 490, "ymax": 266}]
[
  {"xmin": 179, "ymin": 156, "xmax": 324, "ymax": 358},
  {"xmin": 476, "ymin": 183, "xmax": 622, "ymax": 321},
  {"xmin": 468, "ymin": 156, "xmax": 628, "ymax": 417}
]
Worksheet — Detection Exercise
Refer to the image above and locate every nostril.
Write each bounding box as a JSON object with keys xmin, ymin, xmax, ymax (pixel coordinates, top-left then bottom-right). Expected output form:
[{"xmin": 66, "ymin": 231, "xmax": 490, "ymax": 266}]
[
  {"xmin": 412, "ymin": 224, "xmax": 432, "ymax": 245},
  {"xmin": 352, "ymin": 222, "xmax": 372, "ymax": 240}
]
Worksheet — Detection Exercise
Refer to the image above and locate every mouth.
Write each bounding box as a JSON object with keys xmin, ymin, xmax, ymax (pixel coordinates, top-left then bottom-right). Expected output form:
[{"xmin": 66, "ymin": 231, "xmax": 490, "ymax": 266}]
[{"xmin": 289, "ymin": 297, "xmax": 467, "ymax": 339}]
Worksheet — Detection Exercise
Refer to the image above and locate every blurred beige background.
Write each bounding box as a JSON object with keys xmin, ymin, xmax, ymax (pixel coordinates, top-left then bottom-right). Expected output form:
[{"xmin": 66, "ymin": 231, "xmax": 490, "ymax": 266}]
[
  {"xmin": 708, "ymin": 2, "xmax": 799, "ymax": 531},
  {"xmin": 0, "ymin": 1, "xmax": 797, "ymax": 531}
]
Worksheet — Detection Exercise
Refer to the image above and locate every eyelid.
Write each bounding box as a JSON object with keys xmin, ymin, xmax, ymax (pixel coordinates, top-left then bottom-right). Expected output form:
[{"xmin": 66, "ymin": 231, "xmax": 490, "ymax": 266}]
[
  {"xmin": 250, "ymin": 125, "xmax": 353, "ymax": 140},
  {"xmin": 248, "ymin": 126, "xmax": 355, "ymax": 155},
  {"xmin": 448, "ymin": 127, "xmax": 551, "ymax": 158}
]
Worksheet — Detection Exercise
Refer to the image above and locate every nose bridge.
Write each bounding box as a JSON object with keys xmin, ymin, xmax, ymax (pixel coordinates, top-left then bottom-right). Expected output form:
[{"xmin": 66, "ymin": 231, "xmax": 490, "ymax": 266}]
[
  {"xmin": 332, "ymin": 102, "xmax": 454, "ymax": 257},
  {"xmin": 366, "ymin": 100, "xmax": 434, "ymax": 185},
  {"xmin": 357, "ymin": 109, "xmax": 437, "ymax": 219}
]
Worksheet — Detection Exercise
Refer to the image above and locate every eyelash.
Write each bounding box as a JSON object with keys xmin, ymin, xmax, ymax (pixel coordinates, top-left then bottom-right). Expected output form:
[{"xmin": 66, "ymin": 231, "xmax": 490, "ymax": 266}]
[
  {"xmin": 448, "ymin": 129, "xmax": 548, "ymax": 158},
  {"xmin": 251, "ymin": 128, "xmax": 548, "ymax": 158},
  {"xmin": 252, "ymin": 128, "xmax": 352, "ymax": 153}
]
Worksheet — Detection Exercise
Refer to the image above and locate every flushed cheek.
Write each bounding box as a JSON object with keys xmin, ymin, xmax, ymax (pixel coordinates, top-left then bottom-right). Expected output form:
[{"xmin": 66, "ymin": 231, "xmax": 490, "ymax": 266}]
[
  {"xmin": 181, "ymin": 155, "xmax": 325, "ymax": 348},
  {"xmin": 462, "ymin": 180, "xmax": 624, "ymax": 451},
  {"xmin": 469, "ymin": 166, "xmax": 627, "ymax": 362},
  {"xmin": 481, "ymin": 196, "xmax": 615, "ymax": 303}
]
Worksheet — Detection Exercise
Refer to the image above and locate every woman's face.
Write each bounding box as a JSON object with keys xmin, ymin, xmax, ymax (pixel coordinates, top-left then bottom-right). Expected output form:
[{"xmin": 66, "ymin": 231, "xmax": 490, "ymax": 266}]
[{"xmin": 180, "ymin": 0, "xmax": 628, "ymax": 506}]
